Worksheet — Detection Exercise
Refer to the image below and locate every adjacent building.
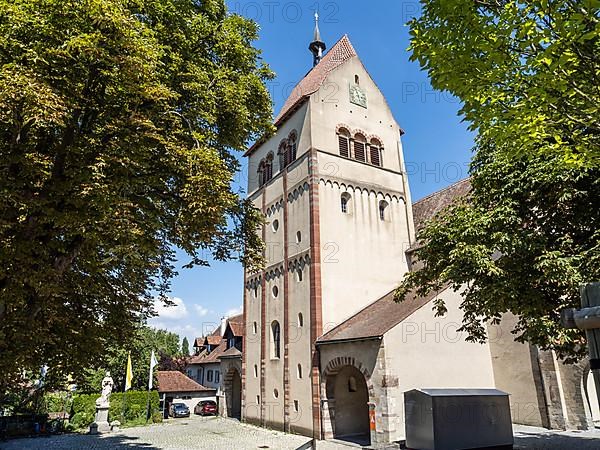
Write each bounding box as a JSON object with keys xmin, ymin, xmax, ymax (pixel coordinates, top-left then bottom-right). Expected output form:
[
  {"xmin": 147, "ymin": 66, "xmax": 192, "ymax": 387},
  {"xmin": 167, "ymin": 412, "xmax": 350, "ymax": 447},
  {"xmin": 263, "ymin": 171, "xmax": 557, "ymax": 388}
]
[
  {"xmin": 188, "ymin": 314, "xmax": 244, "ymax": 418},
  {"xmin": 156, "ymin": 370, "xmax": 216, "ymax": 417}
]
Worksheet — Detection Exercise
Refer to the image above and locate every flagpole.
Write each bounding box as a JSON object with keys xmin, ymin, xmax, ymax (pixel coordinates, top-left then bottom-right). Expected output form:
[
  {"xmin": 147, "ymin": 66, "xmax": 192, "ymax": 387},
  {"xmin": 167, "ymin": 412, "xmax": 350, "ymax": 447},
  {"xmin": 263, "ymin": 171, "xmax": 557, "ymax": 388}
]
[
  {"xmin": 146, "ymin": 350, "xmax": 157, "ymax": 423},
  {"xmin": 123, "ymin": 351, "xmax": 132, "ymax": 423}
]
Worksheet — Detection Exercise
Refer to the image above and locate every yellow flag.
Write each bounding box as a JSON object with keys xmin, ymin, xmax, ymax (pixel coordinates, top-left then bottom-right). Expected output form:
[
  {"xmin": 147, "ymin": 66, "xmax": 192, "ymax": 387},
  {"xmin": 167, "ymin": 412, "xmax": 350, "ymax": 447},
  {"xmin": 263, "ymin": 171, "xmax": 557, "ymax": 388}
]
[{"xmin": 125, "ymin": 352, "xmax": 133, "ymax": 391}]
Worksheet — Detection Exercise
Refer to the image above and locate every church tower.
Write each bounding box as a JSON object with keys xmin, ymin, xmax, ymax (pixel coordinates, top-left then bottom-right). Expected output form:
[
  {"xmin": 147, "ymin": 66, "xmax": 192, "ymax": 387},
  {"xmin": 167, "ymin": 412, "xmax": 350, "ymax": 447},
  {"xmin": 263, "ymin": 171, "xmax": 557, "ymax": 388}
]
[{"xmin": 242, "ymin": 26, "xmax": 414, "ymax": 437}]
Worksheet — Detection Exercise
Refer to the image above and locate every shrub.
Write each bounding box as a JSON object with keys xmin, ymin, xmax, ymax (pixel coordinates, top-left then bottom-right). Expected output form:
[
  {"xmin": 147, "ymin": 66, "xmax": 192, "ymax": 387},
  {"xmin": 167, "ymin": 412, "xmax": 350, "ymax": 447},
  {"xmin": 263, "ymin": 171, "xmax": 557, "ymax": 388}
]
[{"xmin": 67, "ymin": 390, "xmax": 161, "ymax": 430}]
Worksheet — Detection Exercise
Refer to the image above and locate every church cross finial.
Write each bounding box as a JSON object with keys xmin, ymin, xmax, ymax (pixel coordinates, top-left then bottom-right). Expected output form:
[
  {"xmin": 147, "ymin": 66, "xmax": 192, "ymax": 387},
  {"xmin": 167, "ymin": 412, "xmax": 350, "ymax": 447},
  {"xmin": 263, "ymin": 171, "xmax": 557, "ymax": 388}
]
[{"xmin": 309, "ymin": 9, "xmax": 326, "ymax": 67}]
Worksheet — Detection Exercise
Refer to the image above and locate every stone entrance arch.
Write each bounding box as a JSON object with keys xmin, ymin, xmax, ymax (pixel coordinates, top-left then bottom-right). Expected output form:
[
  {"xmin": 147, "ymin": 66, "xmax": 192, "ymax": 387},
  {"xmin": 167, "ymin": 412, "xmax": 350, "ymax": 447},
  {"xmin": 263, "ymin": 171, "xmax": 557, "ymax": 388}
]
[
  {"xmin": 223, "ymin": 368, "xmax": 242, "ymax": 419},
  {"xmin": 321, "ymin": 357, "xmax": 374, "ymax": 446}
]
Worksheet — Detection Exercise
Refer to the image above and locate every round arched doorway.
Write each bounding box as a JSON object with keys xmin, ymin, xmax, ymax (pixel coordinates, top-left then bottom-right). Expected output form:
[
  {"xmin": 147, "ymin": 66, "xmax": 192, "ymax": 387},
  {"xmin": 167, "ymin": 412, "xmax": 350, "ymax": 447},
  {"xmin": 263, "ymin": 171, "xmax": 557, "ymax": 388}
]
[
  {"xmin": 227, "ymin": 369, "xmax": 242, "ymax": 420},
  {"xmin": 326, "ymin": 365, "xmax": 370, "ymax": 445}
]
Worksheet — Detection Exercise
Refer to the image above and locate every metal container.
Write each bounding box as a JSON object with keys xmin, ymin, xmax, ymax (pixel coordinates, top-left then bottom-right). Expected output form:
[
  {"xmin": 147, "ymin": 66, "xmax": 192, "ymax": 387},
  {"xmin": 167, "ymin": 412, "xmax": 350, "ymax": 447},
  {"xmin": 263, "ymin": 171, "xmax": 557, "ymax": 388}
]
[{"xmin": 404, "ymin": 388, "xmax": 513, "ymax": 450}]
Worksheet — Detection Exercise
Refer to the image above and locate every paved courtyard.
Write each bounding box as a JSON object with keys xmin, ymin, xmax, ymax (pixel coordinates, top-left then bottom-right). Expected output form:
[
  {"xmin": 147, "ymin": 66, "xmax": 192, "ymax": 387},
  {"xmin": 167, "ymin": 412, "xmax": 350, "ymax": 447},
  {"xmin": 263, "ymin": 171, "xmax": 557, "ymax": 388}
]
[{"xmin": 2, "ymin": 417, "xmax": 600, "ymax": 449}]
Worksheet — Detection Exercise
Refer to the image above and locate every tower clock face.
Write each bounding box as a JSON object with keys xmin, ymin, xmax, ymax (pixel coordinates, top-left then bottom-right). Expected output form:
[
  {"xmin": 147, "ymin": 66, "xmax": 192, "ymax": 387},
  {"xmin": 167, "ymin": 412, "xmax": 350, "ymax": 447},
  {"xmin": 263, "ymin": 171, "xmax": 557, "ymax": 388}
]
[{"xmin": 349, "ymin": 84, "xmax": 367, "ymax": 108}]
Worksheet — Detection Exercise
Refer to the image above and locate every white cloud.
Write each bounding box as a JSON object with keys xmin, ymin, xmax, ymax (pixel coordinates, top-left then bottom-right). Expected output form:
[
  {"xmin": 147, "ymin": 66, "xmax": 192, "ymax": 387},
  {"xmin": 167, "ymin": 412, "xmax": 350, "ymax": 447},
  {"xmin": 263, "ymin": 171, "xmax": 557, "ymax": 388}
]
[
  {"xmin": 194, "ymin": 305, "xmax": 209, "ymax": 317},
  {"xmin": 152, "ymin": 296, "xmax": 188, "ymax": 320}
]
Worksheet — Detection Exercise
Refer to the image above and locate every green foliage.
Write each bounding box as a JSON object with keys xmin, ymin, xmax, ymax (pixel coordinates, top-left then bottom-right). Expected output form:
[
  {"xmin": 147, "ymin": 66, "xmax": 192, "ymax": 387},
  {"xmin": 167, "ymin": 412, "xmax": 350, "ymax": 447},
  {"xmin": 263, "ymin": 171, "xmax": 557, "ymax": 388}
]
[
  {"xmin": 408, "ymin": 0, "xmax": 600, "ymax": 167},
  {"xmin": 398, "ymin": 148, "xmax": 599, "ymax": 358},
  {"xmin": 68, "ymin": 390, "xmax": 160, "ymax": 430},
  {"xmin": 77, "ymin": 326, "xmax": 181, "ymax": 392},
  {"xmin": 181, "ymin": 337, "xmax": 190, "ymax": 357},
  {"xmin": 109, "ymin": 391, "xmax": 161, "ymax": 427},
  {"xmin": 41, "ymin": 392, "xmax": 71, "ymax": 414},
  {"xmin": 0, "ymin": 0, "xmax": 271, "ymax": 393},
  {"xmin": 69, "ymin": 394, "xmax": 97, "ymax": 430},
  {"xmin": 399, "ymin": 0, "xmax": 600, "ymax": 358}
]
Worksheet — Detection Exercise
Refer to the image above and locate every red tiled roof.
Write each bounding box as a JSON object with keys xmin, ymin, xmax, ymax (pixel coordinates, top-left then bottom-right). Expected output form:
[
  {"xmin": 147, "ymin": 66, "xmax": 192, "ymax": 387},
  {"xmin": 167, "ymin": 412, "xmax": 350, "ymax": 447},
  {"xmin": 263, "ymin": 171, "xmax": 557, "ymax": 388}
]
[
  {"xmin": 275, "ymin": 35, "xmax": 356, "ymax": 125},
  {"xmin": 219, "ymin": 347, "xmax": 242, "ymax": 358},
  {"xmin": 412, "ymin": 178, "xmax": 471, "ymax": 231},
  {"xmin": 245, "ymin": 35, "xmax": 357, "ymax": 157},
  {"xmin": 228, "ymin": 313, "xmax": 243, "ymax": 323},
  {"xmin": 205, "ymin": 335, "xmax": 221, "ymax": 346},
  {"xmin": 188, "ymin": 340, "xmax": 227, "ymax": 365},
  {"xmin": 317, "ymin": 286, "xmax": 448, "ymax": 343},
  {"xmin": 193, "ymin": 337, "xmax": 204, "ymax": 348},
  {"xmin": 156, "ymin": 371, "xmax": 214, "ymax": 393},
  {"xmin": 228, "ymin": 321, "xmax": 244, "ymax": 337}
]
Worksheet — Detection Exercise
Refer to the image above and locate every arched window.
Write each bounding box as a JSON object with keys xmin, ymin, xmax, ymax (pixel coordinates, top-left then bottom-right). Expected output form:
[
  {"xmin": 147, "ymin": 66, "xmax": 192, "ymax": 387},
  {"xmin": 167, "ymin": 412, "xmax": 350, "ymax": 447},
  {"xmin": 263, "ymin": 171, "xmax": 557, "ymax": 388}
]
[
  {"xmin": 278, "ymin": 141, "xmax": 287, "ymax": 170},
  {"xmin": 264, "ymin": 153, "xmax": 273, "ymax": 183},
  {"xmin": 337, "ymin": 128, "xmax": 350, "ymax": 158},
  {"xmin": 296, "ymin": 268, "xmax": 303, "ymax": 282},
  {"xmin": 271, "ymin": 321, "xmax": 281, "ymax": 359},
  {"xmin": 379, "ymin": 200, "xmax": 389, "ymax": 221},
  {"xmin": 297, "ymin": 364, "xmax": 303, "ymax": 379},
  {"xmin": 288, "ymin": 131, "xmax": 298, "ymax": 164},
  {"xmin": 353, "ymin": 133, "xmax": 366, "ymax": 162},
  {"xmin": 298, "ymin": 312, "xmax": 303, "ymax": 327},
  {"xmin": 257, "ymin": 161, "xmax": 265, "ymax": 187},
  {"xmin": 254, "ymin": 364, "xmax": 258, "ymax": 377},
  {"xmin": 340, "ymin": 193, "xmax": 351, "ymax": 214},
  {"xmin": 348, "ymin": 376, "xmax": 357, "ymax": 392},
  {"xmin": 369, "ymin": 138, "xmax": 382, "ymax": 167},
  {"xmin": 354, "ymin": 74, "xmax": 360, "ymax": 85}
]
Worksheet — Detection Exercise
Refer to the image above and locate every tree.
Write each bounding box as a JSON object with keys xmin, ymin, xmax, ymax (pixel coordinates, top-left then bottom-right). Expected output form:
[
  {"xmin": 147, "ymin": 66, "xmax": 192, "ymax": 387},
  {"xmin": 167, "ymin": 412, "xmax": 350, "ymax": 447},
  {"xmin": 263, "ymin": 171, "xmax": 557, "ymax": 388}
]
[
  {"xmin": 397, "ymin": 148, "xmax": 600, "ymax": 358},
  {"xmin": 78, "ymin": 326, "xmax": 182, "ymax": 393},
  {"xmin": 181, "ymin": 337, "xmax": 190, "ymax": 357},
  {"xmin": 0, "ymin": 0, "xmax": 272, "ymax": 393},
  {"xmin": 397, "ymin": 0, "xmax": 600, "ymax": 358},
  {"xmin": 408, "ymin": 0, "xmax": 599, "ymax": 167}
]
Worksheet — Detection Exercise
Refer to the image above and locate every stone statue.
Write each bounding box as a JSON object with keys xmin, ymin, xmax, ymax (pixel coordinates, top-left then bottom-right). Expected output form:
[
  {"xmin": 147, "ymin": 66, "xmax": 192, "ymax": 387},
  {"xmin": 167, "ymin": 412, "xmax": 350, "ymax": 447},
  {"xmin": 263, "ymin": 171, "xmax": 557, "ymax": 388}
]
[
  {"xmin": 97, "ymin": 371, "xmax": 114, "ymax": 406},
  {"xmin": 90, "ymin": 371, "xmax": 113, "ymax": 434}
]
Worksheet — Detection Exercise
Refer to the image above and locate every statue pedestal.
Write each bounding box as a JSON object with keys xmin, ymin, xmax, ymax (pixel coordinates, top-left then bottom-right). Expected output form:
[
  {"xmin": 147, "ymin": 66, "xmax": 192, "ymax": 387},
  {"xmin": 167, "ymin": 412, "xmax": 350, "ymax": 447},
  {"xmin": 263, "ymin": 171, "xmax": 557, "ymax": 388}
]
[{"xmin": 89, "ymin": 403, "xmax": 111, "ymax": 434}]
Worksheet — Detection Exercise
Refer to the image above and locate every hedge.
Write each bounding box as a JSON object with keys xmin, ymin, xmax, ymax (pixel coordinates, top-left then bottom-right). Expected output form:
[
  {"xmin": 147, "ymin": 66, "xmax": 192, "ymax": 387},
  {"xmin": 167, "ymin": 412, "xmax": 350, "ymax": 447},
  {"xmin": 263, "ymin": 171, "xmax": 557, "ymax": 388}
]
[{"xmin": 69, "ymin": 391, "xmax": 161, "ymax": 430}]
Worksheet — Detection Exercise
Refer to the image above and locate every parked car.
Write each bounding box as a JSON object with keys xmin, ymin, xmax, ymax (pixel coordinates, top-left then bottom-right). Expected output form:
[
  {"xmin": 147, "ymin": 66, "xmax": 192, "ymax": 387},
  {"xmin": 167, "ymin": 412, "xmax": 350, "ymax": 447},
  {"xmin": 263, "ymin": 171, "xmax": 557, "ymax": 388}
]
[
  {"xmin": 194, "ymin": 400, "xmax": 217, "ymax": 416},
  {"xmin": 169, "ymin": 403, "xmax": 190, "ymax": 418}
]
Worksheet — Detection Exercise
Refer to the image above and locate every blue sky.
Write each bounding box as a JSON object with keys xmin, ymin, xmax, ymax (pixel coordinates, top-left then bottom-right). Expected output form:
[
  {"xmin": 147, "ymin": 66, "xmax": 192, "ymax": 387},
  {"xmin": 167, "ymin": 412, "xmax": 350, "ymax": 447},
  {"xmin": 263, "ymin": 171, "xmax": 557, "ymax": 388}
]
[{"xmin": 149, "ymin": 1, "xmax": 475, "ymax": 347}]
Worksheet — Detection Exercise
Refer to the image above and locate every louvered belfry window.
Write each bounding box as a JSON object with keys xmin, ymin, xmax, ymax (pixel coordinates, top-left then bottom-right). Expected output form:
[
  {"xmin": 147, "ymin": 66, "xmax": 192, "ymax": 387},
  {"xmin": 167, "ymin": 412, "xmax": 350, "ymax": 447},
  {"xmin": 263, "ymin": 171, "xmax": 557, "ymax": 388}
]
[
  {"xmin": 338, "ymin": 128, "xmax": 350, "ymax": 157},
  {"xmin": 370, "ymin": 139, "xmax": 382, "ymax": 166},
  {"xmin": 339, "ymin": 135, "xmax": 349, "ymax": 157},
  {"xmin": 354, "ymin": 138, "xmax": 366, "ymax": 162}
]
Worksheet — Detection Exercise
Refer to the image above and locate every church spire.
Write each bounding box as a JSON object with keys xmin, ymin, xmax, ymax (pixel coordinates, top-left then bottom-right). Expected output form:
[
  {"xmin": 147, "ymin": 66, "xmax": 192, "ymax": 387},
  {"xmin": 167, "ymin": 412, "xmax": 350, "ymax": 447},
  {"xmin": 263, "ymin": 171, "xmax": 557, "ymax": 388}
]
[{"xmin": 309, "ymin": 11, "xmax": 326, "ymax": 67}]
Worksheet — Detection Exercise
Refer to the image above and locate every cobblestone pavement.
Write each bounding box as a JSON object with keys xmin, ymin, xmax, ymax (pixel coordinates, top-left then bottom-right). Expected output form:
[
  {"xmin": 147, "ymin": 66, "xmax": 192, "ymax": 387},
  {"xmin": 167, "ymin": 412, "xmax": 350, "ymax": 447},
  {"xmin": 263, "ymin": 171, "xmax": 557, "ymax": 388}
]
[
  {"xmin": 2, "ymin": 418, "xmax": 600, "ymax": 450},
  {"xmin": 0, "ymin": 416, "xmax": 313, "ymax": 450}
]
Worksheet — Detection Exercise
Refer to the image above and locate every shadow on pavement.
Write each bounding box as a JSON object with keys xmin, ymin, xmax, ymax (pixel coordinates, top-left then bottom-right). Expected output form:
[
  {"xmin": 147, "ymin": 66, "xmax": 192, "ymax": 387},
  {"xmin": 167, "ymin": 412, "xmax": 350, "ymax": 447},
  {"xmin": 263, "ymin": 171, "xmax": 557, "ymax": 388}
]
[
  {"xmin": 1, "ymin": 432, "xmax": 162, "ymax": 450},
  {"xmin": 514, "ymin": 431, "xmax": 600, "ymax": 449}
]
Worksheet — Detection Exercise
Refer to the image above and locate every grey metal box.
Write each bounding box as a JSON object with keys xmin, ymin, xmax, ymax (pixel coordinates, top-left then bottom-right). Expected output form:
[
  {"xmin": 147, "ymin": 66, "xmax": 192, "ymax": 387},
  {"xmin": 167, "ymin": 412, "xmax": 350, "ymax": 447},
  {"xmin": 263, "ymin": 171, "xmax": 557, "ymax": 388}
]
[{"xmin": 404, "ymin": 388, "xmax": 513, "ymax": 450}]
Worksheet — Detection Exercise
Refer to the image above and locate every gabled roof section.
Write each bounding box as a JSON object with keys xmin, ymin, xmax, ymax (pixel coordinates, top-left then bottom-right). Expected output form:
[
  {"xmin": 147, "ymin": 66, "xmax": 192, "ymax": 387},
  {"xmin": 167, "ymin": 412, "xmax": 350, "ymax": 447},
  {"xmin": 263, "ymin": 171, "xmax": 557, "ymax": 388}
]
[
  {"xmin": 275, "ymin": 34, "xmax": 356, "ymax": 125},
  {"xmin": 219, "ymin": 347, "xmax": 242, "ymax": 359},
  {"xmin": 226, "ymin": 318, "xmax": 244, "ymax": 337},
  {"xmin": 412, "ymin": 178, "xmax": 471, "ymax": 232},
  {"xmin": 317, "ymin": 286, "xmax": 448, "ymax": 343},
  {"xmin": 156, "ymin": 370, "xmax": 214, "ymax": 393},
  {"xmin": 245, "ymin": 35, "xmax": 357, "ymax": 157},
  {"xmin": 188, "ymin": 340, "xmax": 227, "ymax": 365}
]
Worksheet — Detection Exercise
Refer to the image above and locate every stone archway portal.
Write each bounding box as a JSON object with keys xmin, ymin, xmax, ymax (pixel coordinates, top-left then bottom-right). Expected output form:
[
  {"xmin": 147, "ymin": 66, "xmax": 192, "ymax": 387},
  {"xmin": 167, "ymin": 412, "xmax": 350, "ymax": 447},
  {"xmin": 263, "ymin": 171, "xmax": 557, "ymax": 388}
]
[{"xmin": 326, "ymin": 365, "xmax": 371, "ymax": 446}]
